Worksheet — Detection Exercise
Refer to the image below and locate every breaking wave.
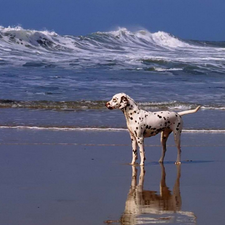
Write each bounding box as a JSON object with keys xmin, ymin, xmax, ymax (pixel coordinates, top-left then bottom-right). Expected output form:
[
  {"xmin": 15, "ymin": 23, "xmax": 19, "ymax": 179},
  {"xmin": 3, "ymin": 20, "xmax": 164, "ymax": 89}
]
[{"xmin": 0, "ymin": 26, "xmax": 225, "ymax": 73}]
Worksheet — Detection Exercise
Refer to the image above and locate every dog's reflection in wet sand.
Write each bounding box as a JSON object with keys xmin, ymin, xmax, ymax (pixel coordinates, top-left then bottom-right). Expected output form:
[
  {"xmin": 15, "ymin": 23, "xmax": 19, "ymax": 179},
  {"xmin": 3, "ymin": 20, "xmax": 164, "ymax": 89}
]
[{"xmin": 120, "ymin": 165, "xmax": 196, "ymax": 224}]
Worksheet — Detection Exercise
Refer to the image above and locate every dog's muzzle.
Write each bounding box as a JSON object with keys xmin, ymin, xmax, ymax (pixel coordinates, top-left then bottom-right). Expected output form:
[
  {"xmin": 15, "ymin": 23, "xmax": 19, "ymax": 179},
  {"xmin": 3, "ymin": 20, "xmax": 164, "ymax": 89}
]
[{"xmin": 105, "ymin": 102, "xmax": 113, "ymax": 110}]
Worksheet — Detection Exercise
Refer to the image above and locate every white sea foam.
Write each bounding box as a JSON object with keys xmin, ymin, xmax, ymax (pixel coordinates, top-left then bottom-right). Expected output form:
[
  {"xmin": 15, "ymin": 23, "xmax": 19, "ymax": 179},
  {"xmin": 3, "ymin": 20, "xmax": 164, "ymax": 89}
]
[
  {"xmin": 154, "ymin": 67, "xmax": 183, "ymax": 72},
  {"xmin": 0, "ymin": 126, "xmax": 224, "ymax": 133},
  {"xmin": 0, "ymin": 26, "xmax": 225, "ymax": 72}
]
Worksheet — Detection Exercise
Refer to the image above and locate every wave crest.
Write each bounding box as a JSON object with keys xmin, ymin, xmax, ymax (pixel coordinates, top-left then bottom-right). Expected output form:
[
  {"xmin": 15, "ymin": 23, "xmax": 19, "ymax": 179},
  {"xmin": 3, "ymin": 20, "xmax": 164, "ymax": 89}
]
[
  {"xmin": 0, "ymin": 26, "xmax": 72, "ymax": 51},
  {"xmin": 0, "ymin": 26, "xmax": 225, "ymax": 72},
  {"xmin": 96, "ymin": 27, "xmax": 189, "ymax": 49}
]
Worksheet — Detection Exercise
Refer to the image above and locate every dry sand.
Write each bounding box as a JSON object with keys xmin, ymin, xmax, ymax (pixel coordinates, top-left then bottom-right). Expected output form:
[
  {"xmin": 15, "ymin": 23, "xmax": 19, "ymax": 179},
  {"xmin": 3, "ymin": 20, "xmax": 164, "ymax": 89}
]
[{"xmin": 0, "ymin": 128, "xmax": 225, "ymax": 225}]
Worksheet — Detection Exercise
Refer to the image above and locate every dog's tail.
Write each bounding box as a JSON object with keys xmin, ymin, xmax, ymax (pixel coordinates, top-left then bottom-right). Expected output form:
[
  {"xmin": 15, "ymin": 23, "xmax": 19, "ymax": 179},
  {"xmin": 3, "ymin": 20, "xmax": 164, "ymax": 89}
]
[{"xmin": 178, "ymin": 105, "xmax": 201, "ymax": 116}]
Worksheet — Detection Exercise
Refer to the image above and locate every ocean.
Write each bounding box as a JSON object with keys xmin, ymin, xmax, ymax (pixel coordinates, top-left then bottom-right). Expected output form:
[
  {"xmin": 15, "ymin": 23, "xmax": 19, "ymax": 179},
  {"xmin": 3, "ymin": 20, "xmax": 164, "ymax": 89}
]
[{"xmin": 0, "ymin": 26, "xmax": 225, "ymax": 131}]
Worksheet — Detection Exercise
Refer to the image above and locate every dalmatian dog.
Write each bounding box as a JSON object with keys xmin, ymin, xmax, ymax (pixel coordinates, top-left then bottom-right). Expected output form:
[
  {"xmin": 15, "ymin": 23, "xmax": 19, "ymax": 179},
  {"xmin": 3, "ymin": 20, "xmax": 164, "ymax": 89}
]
[{"xmin": 105, "ymin": 93, "xmax": 201, "ymax": 165}]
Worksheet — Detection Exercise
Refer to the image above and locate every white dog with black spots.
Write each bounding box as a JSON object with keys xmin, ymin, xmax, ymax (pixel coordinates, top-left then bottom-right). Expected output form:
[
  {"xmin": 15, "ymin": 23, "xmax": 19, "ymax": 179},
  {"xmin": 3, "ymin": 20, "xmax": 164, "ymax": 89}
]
[{"xmin": 106, "ymin": 93, "xmax": 201, "ymax": 165}]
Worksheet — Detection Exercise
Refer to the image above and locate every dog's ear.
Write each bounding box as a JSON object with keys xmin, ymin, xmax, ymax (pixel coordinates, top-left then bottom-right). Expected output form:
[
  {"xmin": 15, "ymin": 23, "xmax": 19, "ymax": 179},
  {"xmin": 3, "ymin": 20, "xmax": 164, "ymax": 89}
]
[
  {"xmin": 119, "ymin": 95, "xmax": 129, "ymax": 110},
  {"xmin": 120, "ymin": 96, "xmax": 128, "ymax": 103}
]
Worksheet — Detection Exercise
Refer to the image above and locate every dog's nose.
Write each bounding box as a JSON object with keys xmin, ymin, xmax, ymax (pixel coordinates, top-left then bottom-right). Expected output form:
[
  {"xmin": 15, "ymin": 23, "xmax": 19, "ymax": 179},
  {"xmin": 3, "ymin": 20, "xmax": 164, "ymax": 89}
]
[{"xmin": 105, "ymin": 102, "xmax": 113, "ymax": 110}]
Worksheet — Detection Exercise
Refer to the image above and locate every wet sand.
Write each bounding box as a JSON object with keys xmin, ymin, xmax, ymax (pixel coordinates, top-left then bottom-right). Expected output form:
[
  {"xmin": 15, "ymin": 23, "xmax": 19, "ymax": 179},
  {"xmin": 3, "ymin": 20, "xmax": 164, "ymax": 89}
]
[{"xmin": 0, "ymin": 128, "xmax": 225, "ymax": 225}]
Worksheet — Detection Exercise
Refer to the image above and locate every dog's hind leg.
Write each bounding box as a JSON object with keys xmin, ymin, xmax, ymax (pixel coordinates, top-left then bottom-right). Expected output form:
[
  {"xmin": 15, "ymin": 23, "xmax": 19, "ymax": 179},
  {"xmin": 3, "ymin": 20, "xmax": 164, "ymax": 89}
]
[
  {"xmin": 173, "ymin": 130, "xmax": 182, "ymax": 164},
  {"xmin": 159, "ymin": 129, "xmax": 172, "ymax": 163}
]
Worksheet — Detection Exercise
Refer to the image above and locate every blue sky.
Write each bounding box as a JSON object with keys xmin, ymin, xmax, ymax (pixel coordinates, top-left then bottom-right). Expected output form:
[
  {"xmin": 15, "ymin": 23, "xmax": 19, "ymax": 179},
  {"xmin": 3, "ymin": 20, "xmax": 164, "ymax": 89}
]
[{"xmin": 0, "ymin": 0, "xmax": 224, "ymax": 41}]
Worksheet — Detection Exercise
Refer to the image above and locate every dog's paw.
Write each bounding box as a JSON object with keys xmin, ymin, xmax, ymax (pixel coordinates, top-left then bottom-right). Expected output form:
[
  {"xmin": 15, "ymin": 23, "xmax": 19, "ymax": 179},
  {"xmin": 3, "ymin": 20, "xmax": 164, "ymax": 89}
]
[{"xmin": 130, "ymin": 162, "xmax": 138, "ymax": 166}]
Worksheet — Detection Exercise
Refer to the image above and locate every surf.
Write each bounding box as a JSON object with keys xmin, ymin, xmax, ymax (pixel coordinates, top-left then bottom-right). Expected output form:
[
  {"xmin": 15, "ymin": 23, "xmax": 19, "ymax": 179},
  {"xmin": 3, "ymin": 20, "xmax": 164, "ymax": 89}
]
[
  {"xmin": 0, "ymin": 26, "xmax": 225, "ymax": 73},
  {"xmin": 0, "ymin": 125, "xmax": 225, "ymax": 133}
]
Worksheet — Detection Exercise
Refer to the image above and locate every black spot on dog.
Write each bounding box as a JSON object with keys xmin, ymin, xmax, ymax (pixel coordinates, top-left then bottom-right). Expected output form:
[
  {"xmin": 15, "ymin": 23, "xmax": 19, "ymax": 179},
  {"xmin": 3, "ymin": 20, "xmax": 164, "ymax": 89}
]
[
  {"xmin": 157, "ymin": 115, "xmax": 162, "ymax": 119},
  {"xmin": 136, "ymin": 127, "xmax": 138, "ymax": 130},
  {"xmin": 134, "ymin": 131, "xmax": 137, "ymax": 136},
  {"xmin": 135, "ymin": 120, "xmax": 137, "ymax": 123},
  {"xmin": 156, "ymin": 128, "xmax": 160, "ymax": 133},
  {"xmin": 130, "ymin": 117, "xmax": 133, "ymax": 120},
  {"xmin": 163, "ymin": 117, "xmax": 166, "ymax": 120},
  {"xmin": 130, "ymin": 113, "xmax": 132, "ymax": 115},
  {"xmin": 134, "ymin": 111, "xmax": 136, "ymax": 113},
  {"xmin": 176, "ymin": 128, "xmax": 179, "ymax": 131}
]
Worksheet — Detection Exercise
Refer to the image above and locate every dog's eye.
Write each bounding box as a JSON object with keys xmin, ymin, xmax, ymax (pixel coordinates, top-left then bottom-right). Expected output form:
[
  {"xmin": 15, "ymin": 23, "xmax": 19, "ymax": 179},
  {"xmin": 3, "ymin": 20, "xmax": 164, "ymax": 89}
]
[{"xmin": 113, "ymin": 98, "xmax": 117, "ymax": 102}]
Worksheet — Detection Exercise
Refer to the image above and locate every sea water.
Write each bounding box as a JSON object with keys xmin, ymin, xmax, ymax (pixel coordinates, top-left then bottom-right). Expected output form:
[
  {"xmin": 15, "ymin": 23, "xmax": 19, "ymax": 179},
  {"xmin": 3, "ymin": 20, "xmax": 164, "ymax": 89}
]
[{"xmin": 0, "ymin": 26, "xmax": 225, "ymax": 131}]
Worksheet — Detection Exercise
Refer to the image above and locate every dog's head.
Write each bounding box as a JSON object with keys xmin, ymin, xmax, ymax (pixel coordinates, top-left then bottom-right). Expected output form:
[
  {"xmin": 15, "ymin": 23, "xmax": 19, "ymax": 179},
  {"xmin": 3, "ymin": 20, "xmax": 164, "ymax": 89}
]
[{"xmin": 105, "ymin": 93, "xmax": 129, "ymax": 110}]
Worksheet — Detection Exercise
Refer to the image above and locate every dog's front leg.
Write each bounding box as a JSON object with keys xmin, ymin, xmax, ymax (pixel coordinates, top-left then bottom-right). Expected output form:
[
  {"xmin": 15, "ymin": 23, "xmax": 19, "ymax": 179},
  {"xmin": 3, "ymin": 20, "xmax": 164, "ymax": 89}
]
[
  {"xmin": 130, "ymin": 132, "xmax": 138, "ymax": 165},
  {"xmin": 137, "ymin": 137, "xmax": 146, "ymax": 166}
]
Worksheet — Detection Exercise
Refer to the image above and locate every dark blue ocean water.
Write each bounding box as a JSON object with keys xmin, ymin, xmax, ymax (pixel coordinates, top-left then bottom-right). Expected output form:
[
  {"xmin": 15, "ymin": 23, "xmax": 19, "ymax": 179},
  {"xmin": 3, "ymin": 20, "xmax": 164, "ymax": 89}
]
[{"xmin": 0, "ymin": 26, "xmax": 225, "ymax": 130}]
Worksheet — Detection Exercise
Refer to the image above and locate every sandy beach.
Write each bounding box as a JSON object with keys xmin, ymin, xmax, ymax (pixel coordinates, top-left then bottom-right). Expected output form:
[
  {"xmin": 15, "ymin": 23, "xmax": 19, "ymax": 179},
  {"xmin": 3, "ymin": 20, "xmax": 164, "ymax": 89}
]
[{"xmin": 0, "ymin": 128, "xmax": 224, "ymax": 225}]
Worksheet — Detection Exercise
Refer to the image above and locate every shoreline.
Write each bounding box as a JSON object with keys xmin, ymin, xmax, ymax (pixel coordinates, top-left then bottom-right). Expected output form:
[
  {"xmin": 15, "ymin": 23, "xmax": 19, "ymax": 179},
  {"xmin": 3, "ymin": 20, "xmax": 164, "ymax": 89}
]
[{"xmin": 0, "ymin": 125, "xmax": 225, "ymax": 133}]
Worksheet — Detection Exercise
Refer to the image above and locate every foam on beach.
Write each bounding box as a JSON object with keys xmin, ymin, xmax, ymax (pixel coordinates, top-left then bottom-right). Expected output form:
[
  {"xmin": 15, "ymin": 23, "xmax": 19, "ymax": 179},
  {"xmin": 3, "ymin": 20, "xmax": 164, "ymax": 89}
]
[{"xmin": 0, "ymin": 125, "xmax": 224, "ymax": 133}]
